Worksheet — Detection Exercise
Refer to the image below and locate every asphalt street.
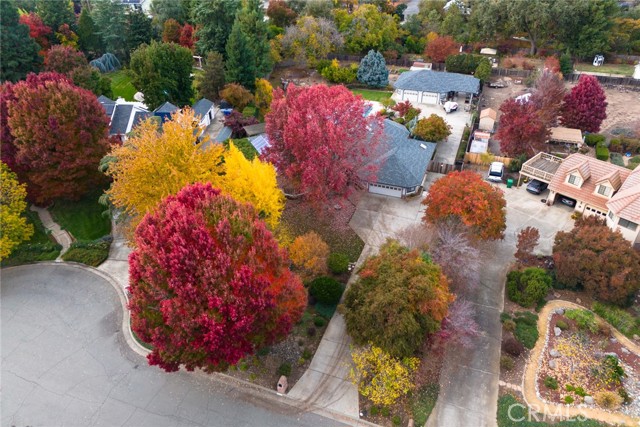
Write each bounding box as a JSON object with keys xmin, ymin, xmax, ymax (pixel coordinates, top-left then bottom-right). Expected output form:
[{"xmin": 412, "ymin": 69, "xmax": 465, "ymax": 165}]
[{"xmin": 1, "ymin": 264, "xmax": 347, "ymax": 427}]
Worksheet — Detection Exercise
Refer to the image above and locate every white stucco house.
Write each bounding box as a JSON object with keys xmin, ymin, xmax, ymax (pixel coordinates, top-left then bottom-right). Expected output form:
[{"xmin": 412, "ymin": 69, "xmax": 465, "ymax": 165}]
[{"xmin": 392, "ymin": 70, "xmax": 481, "ymax": 105}]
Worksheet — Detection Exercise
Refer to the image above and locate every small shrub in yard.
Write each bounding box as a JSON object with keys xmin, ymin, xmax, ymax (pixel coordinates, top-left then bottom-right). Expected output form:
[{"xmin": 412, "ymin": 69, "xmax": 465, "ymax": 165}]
[
  {"xmin": 556, "ymin": 319, "xmax": 569, "ymax": 330},
  {"xmin": 565, "ymin": 309, "xmax": 599, "ymax": 333},
  {"xmin": 574, "ymin": 387, "xmax": 587, "ymax": 397},
  {"xmin": 564, "ymin": 395, "xmax": 575, "ymax": 404},
  {"xmin": 502, "ymin": 337, "xmax": 525, "ymax": 357},
  {"xmin": 592, "ymin": 355, "xmax": 625, "ymax": 385},
  {"xmin": 306, "ymin": 327, "xmax": 316, "ymax": 337},
  {"xmin": 503, "ymin": 319, "xmax": 516, "ymax": 332},
  {"xmin": 594, "ymin": 390, "xmax": 623, "ymax": 410},
  {"xmin": 313, "ymin": 316, "xmax": 326, "ymax": 327},
  {"xmin": 506, "ymin": 268, "xmax": 552, "ymax": 308},
  {"xmin": 544, "ymin": 376, "xmax": 558, "ymax": 390},
  {"xmin": 392, "ymin": 415, "xmax": 402, "ymax": 426},
  {"xmin": 370, "ymin": 406, "xmax": 379, "ymax": 416},
  {"xmin": 566, "ymin": 384, "xmax": 575, "ymax": 392},
  {"xmin": 302, "ymin": 348, "xmax": 313, "ymax": 359},
  {"xmin": 328, "ymin": 252, "xmax": 350, "ymax": 274},
  {"xmin": 513, "ymin": 312, "xmax": 539, "ymax": 349},
  {"xmin": 596, "ymin": 144, "xmax": 609, "ymax": 161},
  {"xmin": 610, "ymin": 152, "xmax": 625, "ymax": 167},
  {"xmin": 309, "ymin": 276, "xmax": 344, "ymax": 304},
  {"xmin": 584, "ymin": 133, "xmax": 606, "ymax": 147},
  {"xmin": 592, "ymin": 302, "xmax": 640, "ymax": 338},
  {"xmin": 500, "ymin": 355, "xmax": 515, "ymax": 371},
  {"xmin": 277, "ymin": 362, "xmax": 292, "ymax": 377},
  {"xmin": 618, "ymin": 387, "xmax": 632, "ymax": 404},
  {"xmin": 61, "ymin": 236, "xmax": 112, "ymax": 267},
  {"xmin": 314, "ymin": 302, "xmax": 337, "ymax": 319},
  {"xmin": 381, "ymin": 407, "xmax": 390, "ymax": 417}
]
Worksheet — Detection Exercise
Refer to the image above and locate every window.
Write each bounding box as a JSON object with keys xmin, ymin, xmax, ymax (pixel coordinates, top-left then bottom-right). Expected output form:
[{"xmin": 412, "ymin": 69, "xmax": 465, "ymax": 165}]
[
  {"xmin": 597, "ymin": 185, "xmax": 611, "ymax": 197},
  {"xmin": 619, "ymin": 218, "xmax": 638, "ymax": 232},
  {"xmin": 568, "ymin": 174, "xmax": 579, "ymax": 186},
  {"xmin": 608, "ymin": 211, "xmax": 614, "ymax": 220}
]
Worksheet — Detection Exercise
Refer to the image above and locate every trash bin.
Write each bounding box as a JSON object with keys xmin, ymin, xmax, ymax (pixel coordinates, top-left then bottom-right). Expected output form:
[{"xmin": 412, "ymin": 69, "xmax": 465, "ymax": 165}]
[{"xmin": 506, "ymin": 178, "xmax": 514, "ymax": 188}]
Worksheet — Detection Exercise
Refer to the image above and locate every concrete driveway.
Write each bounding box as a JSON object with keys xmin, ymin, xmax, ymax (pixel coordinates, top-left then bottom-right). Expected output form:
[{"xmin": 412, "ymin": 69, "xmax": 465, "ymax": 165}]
[{"xmin": 1, "ymin": 264, "xmax": 347, "ymax": 427}]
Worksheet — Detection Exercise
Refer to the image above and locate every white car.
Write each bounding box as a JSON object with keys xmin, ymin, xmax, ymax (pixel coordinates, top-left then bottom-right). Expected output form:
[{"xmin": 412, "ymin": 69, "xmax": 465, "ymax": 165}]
[{"xmin": 487, "ymin": 161, "xmax": 505, "ymax": 182}]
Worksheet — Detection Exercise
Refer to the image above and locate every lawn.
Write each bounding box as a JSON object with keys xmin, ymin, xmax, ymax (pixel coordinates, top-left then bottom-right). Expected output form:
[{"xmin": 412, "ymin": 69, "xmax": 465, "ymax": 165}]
[
  {"xmin": 350, "ymin": 88, "xmax": 393, "ymax": 103},
  {"xmin": 105, "ymin": 70, "xmax": 137, "ymax": 101},
  {"xmin": 50, "ymin": 191, "xmax": 111, "ymax": 241},
  {"xmin": 574, "ymin": 62, "xmax": 635, "ymax": 76}
]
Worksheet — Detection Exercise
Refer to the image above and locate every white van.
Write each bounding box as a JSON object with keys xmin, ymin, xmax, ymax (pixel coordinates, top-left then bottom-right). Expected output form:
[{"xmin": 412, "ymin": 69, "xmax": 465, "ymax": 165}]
[{"xmin": 487, "ymin": 161, "xmax": 505, "ymax": 182}]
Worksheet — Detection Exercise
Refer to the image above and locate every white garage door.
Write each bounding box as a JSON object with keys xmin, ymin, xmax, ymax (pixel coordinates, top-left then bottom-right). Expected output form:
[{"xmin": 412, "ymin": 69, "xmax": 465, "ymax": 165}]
[
  {"xmin": 421, "ymin": 92, "xmax": 439, "ymax": 104},
  {"xmin": 369, "ymin": 183, "xmax": 403, "ymax": 198},
  {"xmin": 402, "ymin": 90, "xmax": 419, "ymax": 103}
]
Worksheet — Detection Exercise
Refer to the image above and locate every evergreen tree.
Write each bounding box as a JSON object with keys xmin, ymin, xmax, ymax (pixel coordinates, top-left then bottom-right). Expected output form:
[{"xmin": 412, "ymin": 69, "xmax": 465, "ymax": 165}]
[
  {"xmin": 77, "ymin": 7, "xmax": 103, "ymax": 58},
  {"xmin": 151, "ymin": 0, "xmax": 189, "ymax": 25},
  {"xmin": 196, "ymin": 51, "xmax": 225, "ymax": 101},
  {"xmin": 225, "ymin": 19, "xmax": 256, "ymax": 90},
  {"xmin": 36, "ymin": 0, "xmax": 76, "ymax": 37},
  {"xmin": 237, "ymin": 0, "xmax": 272, "ymax": 77},
  {"xmin": 559, "ymin": 52, "xmax": 573, "ymax": 76},
  {"xmin": 127, "ymin": 9, "xmax": 155, "ymax": 54},
  {"xmin": 356, "ymin": 50, "xmax": 389, "ymax": 88},
  {"xmin": 1, "ymin": 0, "xmax": 42, "ymax": 82},
  {"xmin": 92, "ymin": 0, "xmax": 128, "ymax": 61},
  {"xmin": 194, "ymin": 0, "xmax": 240, "ymax": 56}
]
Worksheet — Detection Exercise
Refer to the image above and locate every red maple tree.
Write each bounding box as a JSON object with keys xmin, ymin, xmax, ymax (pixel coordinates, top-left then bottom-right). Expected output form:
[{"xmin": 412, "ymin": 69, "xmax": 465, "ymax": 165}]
[
  {"xmin": 179, "ymin": 24, "xmax": 195, "ymax": 50},
  {"xmin": 425, "ymin": 36, "xmax": 459, "ymax": 63},
  {"xmin": 128, "ymin": 183, "xmax": 307, "ymax": 372},
  {"xmin": 19, "ymin": 12, "xmax": 51, "ymax": 54},
  {"xmin": 422, "ymin": 171, "xmax": 507, "ymax": 240},
  {"xmin": 531, "ymin": 69, "xmax": 566, "ymax": 128},
  {"xmin": 560, "ymin": 74, "xmax": 607, "ymax": 133},
  {"xmin": 264, "ymin": 84, "xmax": 383, "ymax": 203},
  {"xmin": 7, "ymin": 72, "xmax": 111, "ymax": 203},
  {"xmin": 0, "ymin": 82, "xmax": 19, "ymax": 174},
  {"xmin": 495, "ymin": 98, "xmax": 549, "ymax": 157},
  {"xmin": 45, "ymin": 45, "xmax": 88, "ymax": 74}
]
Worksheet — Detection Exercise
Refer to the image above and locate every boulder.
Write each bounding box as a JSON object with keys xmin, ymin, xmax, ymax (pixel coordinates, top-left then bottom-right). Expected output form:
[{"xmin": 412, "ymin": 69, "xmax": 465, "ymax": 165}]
[
  {"xmin": 604, "ymin": 352, "xmax": 618, "ymax": 359},
  {"xmin": 549, "ymin": 349, "xmax": 560, "ymax": 357},
  {"xmin": 548, "ymin": 359, "xmax": 557, "ymax": 370},
  {"xmin": 610, "ymin": 337, "xmax": 618, "ymax": 344},
  {"xmin": 633, "ymin": 334, "xmax": 639, "ymax": 341},
  {"xmin": 554, "ymin": 327, "xmax": 561, "ymax": 336},
  {"xmin": 554, "ymin": 308, "xmax": 564, "ymax": 315},
  {"xmin": 576, "ymin": 298, "xmax": 582, "ymax": 304},
  {"xmin": 622, "ymin": 348, "xmax": 630, "ymax": 354},
  {"xmin": 584, "ymin": 396, "xmax": 594, "ymax": 405}
]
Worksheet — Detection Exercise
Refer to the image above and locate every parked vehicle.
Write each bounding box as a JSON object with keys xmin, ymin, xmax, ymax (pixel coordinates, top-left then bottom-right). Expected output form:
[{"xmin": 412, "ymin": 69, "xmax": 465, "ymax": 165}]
[
  {"xmin": 487, "ymin": 161, "xmax": 505, "ymax": 182},
  {"xmin": 443, "ymin": 101, "xmax": 458, "ymax": 113},
  {"xmin": 559, "ymin": 196, "xmax": 576, "ymax": 207},
  {"xmin": 526, "ymin": 179, "xmax": 548, "ymax": 195}
]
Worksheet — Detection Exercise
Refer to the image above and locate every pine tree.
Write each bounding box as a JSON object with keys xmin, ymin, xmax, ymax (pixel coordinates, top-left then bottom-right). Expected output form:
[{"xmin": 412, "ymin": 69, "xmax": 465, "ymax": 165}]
[
  {"xmin": 126, "ymin": 10, "xmax": 154, "ymax": 55},
  {"xmin": 196, "ymin": 51, "xmax": 226, "ymax": 101},
  {"xmin": 0, "ymin": 0, "xmax": 42, "ymax": 82},
  {"xmin": 77, "ymin": 7, "xmax": 103, "ymax": 58},
  {"xmin": 225, "ymin": 19, "xmax": 256, "ymax": 90},
  {"xmin": 237, "ymin": 0, "xmax": 272, "ymax": 77},
  {"xmin": 36, "ymin": 0, "xmax": 76, "ymax": 38},
  {"xmin": 356, "ymin": 50, "xmax": 389, "ymax": 88},
  {"xmin": 92, "ymin": 0, "xmax": 128, "ymax": 61},
  {"xmin": 194, "ymin": 0, "xmax": 240, "ymax": 56}
]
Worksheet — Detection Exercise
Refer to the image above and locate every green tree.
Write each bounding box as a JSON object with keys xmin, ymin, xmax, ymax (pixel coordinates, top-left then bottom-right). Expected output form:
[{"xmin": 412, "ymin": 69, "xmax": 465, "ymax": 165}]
[
  {"xmin": 357, "ymin": 50, "xmax": 389, "ymax": 88},
  {"xmin": 92, "ymin": 0, "xmax": 128, "ymax": 61},
  {"xmin": 559, "ymin": 52, "xmax": 573, "ymax": 76},
  {"xmin": 126, "ymin": 10, "xmax": 155, "ymax": 55},
  {"xmin": 280, "ymin": 16, "xmax": 343, "ymax": 67},
  {"xmin": 303, "ymin": 0, "xmax": 334, "ymax": 19},
  {"xmin": 77, "ymin": 7, "xmax": 103, "ymax": 58},
  {"xmin": 440, "ymin": 3, "xmax": 466, "ymax": 40},
  {"xmin": 237, "ymin": 0, "xmax": 272, "ymax": 77},
  {"xmin": 506, "ymin": 268, "xmax": 551, "ymax": 308},
  {"xmin": 225, "ymin": 19, "xmax": 257, "ymax": 90},
  {"xmin": 0, "ymin": 0, "xmax": 42, "ymax": 82},
  {"xmin": 194, "ymin": 0, "xmax": 240, "ymax": 56},
  {"xmin": 474, "ymin": 58, "xmax": 492, "ymax": 82},
  {"xmin": 342, "ymin": 4, "xmax": 401, "ymax": 53},
  {"xmin": 129, "ymin": 41, "xmax": 194, "ymax": 110},
  {"xmin": 413, "ymin": 114, "xmax": 452, "ymax": 141},
  {"xmin": 0, "ymin": 162, "xmax": 34, "ymax": 260},
  {"xmin": 36, "ymin": 0, "xmax": 75, "ymax": 37},
  {"xmin": 196, "ymin": 51, "xmax": 225, "ymax": 101},
  {"xmin": 151, "ymin": 0, "xmax": 189, "ymax": 25},
  {"xmin": 342, "ymin": 239, "xmax": 454, "ymax": 358}
]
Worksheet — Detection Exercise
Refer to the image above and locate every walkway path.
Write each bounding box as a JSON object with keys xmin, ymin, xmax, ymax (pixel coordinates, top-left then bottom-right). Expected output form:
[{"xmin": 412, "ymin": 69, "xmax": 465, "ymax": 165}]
[
  {"xmin": 30, "ymin": 205, "xmax": 73, "ymax": 260},
  {"xmin": 523, "ymin": 300, "xmax": 640, "ymax": 426}
]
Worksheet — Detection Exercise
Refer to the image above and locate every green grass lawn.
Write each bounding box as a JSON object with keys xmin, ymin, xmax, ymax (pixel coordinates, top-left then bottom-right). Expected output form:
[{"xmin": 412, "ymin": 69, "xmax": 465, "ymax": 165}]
[
  {"xmin": 574, "ymin": 62, "xmax": 635, "ymax": 76},
  {"xmin": 350, "ymin": 88, "xmax": 393, "ymax": 103},
  {"xmin": 106, "ymin": 70, "xmax": 137, "ymax": 101},
  {"xmin": 50, "ymin": 191, "xmax": 111, "ymax": 241}
]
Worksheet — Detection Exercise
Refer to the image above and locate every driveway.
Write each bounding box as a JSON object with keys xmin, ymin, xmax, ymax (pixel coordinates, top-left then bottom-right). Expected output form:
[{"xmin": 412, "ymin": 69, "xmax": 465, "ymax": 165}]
[{"xmin": 1, "ymin": 264, "xmax": 347, "ymax": 427}]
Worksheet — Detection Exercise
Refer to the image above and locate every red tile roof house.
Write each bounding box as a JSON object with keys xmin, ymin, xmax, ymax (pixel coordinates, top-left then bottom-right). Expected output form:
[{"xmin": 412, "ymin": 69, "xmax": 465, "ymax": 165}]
[{"xmin": 547, "ymin": 153, "xmax": 640, "ymax": 245}]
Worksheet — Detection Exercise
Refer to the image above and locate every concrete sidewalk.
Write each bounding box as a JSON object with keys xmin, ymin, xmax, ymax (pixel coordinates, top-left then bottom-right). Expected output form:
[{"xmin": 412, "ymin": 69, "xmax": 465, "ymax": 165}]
[
  {"xmin": 30, "ymin": 205, "xmax": 73, "ymax": 260},
  {"xmin": 97, "ymin": 219, "xmax": 131, "ymax": 292}
]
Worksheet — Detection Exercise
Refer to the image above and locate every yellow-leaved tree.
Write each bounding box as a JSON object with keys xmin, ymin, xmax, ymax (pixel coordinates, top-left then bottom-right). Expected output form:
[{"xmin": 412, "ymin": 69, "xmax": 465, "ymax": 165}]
[
  {"xmin": 254, "ymin": 78, "xmax": 273, "ymax": 120},
  {"xmin": 221, "ymin": 142, "xmax": 284, "ymax": 228},
  {"xmin": 105, "ymin": 110, "xmax": 284, "ymax": 237},
  {"xmin": 349, "ymin": 344, "xmax": 419, "ymax": 407},
  {"xmin": 1, "ymin": 162, "xmax": 34, "ymax": 259},
  {"xmin": 288, "ymin": 231, "xmax": 329, "ymax": 281}
]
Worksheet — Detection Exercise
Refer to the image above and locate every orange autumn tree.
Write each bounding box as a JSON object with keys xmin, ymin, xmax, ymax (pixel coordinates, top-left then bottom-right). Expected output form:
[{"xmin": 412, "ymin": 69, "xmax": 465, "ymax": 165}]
[
  {"xmin": 288, "ymin": 231, "xmax": 329, "ymax": 281},
  {"xmin": 342, "ymin": 239, "xmax": 454, "ymax": 358},
  {"xmin": 422, "ymin": 171, "xmax": 507, "ymax": 240}
]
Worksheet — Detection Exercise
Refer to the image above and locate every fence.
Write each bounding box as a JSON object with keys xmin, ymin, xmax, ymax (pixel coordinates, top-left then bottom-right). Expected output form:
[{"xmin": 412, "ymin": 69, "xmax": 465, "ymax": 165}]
[
  {"xmin": 427, "ymin": 161, "xmax": 459, "ymax": 174},
  {"xmin": 464, "ymin": 152, "xmax": 513, "ymax": 166},
  {"xmin": 566, "ymin": 72, "xmax": 640, "ymax": 89},
  {"xmin": 491, "ymin": 68, "xmax": 533, "ymax": 78}
]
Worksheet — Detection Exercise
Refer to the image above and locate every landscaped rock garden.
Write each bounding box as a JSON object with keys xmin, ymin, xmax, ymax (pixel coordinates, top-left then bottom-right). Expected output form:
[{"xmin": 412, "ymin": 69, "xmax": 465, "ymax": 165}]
[{"xmin": 537, "ymin": 307, "xmax": 640, "ymax": 417}]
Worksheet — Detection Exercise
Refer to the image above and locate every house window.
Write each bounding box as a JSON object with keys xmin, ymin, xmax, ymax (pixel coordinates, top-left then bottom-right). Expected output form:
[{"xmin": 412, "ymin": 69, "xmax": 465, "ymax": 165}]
[
  {"xmin": 568, "ymin": 174, "xmax": 579, "ymax": 185},
  {"xmin": 597, "ymin": 185, "xmax": 611, "ymax": 197},
  {"xmin": 608, "ymin": 211, "xmax": 614, "ymax": 220},
  {"xmin": 619, "ymin": 218, "xmax": 638, "ymax": 232}
]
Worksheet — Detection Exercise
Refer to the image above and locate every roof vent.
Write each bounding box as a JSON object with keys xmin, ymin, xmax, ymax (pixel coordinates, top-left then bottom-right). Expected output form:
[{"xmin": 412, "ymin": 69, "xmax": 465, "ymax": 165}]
[{"xmin": 420, "ymin": 143, "xmax": 427, "ymax": 149}]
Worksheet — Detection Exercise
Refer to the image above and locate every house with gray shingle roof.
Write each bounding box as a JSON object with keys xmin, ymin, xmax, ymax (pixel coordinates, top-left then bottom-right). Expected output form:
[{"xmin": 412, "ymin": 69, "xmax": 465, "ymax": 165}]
[
  {"xmin": 193, "ymin": 98, "xmax": 216, "ymax": 127},
  {"xmin": 366, "ymin": 119, "xmax": 437, "ymax": 198},
  {"xmin": 97, "ymin": 96, "xmax": 150, "ymax": 141},
  {"xmin": 154, "ymin": 101, "xmax": 179, "ymax": 123},
  {"xmin": 393, "ymin": 70, "xmax": 480, "ymax": 106}
]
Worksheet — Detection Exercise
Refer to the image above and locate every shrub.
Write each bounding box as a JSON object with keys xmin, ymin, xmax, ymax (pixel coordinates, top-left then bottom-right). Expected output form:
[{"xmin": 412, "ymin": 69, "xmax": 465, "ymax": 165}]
[
  {"xmin": 328, "ymin": 252, "xmax": 350, "ymax": 274},
  {"xmin": 609, "ymin": 138, "xmax": 622, "ymax": 153},
  {"xmin": 370, "ymin": 406, "xmax": 379, "ymax": 416},
  {"xmin": 522, "ymin": 60, "xmax": 535, "ymax": 70},
  {"xmin": 503, "ymin": 319, "xmax": 516, "ymax": 332},
  {"xmin": 618, "ymin": 387, "xmax": 632, "ymax": 405},
  {"xmin": 574, "ymin": 387, "xmax": 587, "ymax": 397},
  {"xmin": 610, "ymin": 152, "xmax": 624, "ymax": 167},
  {"xmin": 592, "ymin": 355, "xmax": 625, "ymax": 385},
  {"xmin": 306, "ymin": 326, "xmax": 316, "ymax": 337},
  {"xmin": 61, "ymin": 237, "xmax": 112, "ymax": 267},
  {"xmin": 289, "ymin": 231, "xmax": 329, "ymax": 281},
  {"xmin": 381, "ymin": 407, "xmax": 390, "ymax": 417},
  {"xmin": 302, "ymin": 348, "xmax": 312, "ymax": 359},
  {"xmin": 544, "ymin": 376, "xmax": 558, "ymax": 390},
  {"xmin": 594, "ymin": 390, "xmax": 623, "ymax": 410},
  {"xmin": 592, "ymin": 302, "xmax": 640, "ymax": 338},
  {"xmin": 556, "ymin": 319, "xmax": 569, "ymax": 330},
  {"xmin": 309, "ymin": 276, "xmax": 344, "ymax": 304},
  {"xmin": 500, "ymin": 355, "xmax": 515, "ymax": 370},
  {"xmin": 313, "ymin": 316, "xmax": 326, "ymax": 327},
  {"xmin": 564, "ymin": 395, "xmax": 575, "ymax": 404},
  {"xmin": 277, "ymin": 362, "xmax": 291, "ymax": 376},
  {"xmin": 566, "ymin": 384, "xmax": 575, "ymax": 392},
  {"xmin": 321, "ymin": 59, "xmax": 358, "ymax": 84},
  {"xmin": 445, "ymin": 54, "xmax": 484, "ymax": 75},
  {"xmin": 513, "ymin": 312, "xmax": 539, "ymax": 349},
  {"xmin": 502, "ymin": 337, "xmax": 525, "ymax": 357},
  {"xmin": 565, "ymin": 309, "xmax": 598, "ymax": 333},
  {"xmin": 315, "ymin": 302, "xmax": 337, "ymax": 319},
  {"xmin": 392, "ymin": 415, "xmax": 402, "ymax": 426},
  {"xmin": 506, "ymin": 268, "xmax": 551, "ymax": 308},
  {"xmin": 584, "ymin": 133, "xmax": 606, "ymax": 147},
  {"xmin": 596, "ymin": 144, "xmax": 610, "ymax": 161},
  {"xmin": 257, "ymin": 346, "xmax": 270, "ymax": 356}
]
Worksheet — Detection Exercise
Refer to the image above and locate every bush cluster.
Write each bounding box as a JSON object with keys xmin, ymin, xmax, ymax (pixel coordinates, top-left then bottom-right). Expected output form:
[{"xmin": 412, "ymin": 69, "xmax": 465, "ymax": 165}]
[
  {"xmin": 584, "ymin": 133, "xmax": 606, "ymax": 147},
  {"xmin": 61, "ymin": 236, "xmax": 112, "ymax": 267},
  {"xmin": 513, "ymin": 311, "xmax": 539, "ymax": 349},
  {"xmin": 610, "ymin": 152, "xmax": 624, "ymax": 167},
  {"xmin": 502, "ymin": 336, "xmax": 525, "ymax": 357},
  {"xmin": 327, "ymin": 252, "xmax": 350, "ymax": 274},
  {"xmin": 544, "ymin": 376, "xmax": 558, "ymax": 389},
  {"xmin": 445, "ymin": 54, "xmax": 485, "ymax": 75},
  {"xmin": 565, "ymin": 309, "xmax": 599, "ymax": 333},
  {"xmin": 592, "ymin": 302, "xmax": 640, "ymax": 338},
  {"xmin": 309, "ymin": 276, "xmax": 344, "ymax": 305},
  {"xmin": 595, "ymin": 143, "xmax": 610, "ymax": 161},
  {"xmin": 319, "ymin": 60, "xmax": 358, "ymax": 84},
  {"xmin": 506, "ymin": 268, "xmax": 552, "ymax": 308}
]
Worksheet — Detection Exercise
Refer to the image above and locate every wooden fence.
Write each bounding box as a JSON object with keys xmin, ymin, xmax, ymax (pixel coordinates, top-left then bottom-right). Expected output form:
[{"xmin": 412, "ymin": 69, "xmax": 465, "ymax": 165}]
[
  {"xmin": 566, "ymin": 72, "xmax": 640, "ymax": 89},
  {"xmin": 427, "ymin": 161, "xmax": 459, "ymax": 174},
  {"xmin": 464, "ymin": 152, "xmax": 513, "ymax": 166}
]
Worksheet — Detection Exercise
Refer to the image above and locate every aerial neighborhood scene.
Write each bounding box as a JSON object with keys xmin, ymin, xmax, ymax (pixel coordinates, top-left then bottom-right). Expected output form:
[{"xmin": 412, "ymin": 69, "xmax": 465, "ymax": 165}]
[{"xmin": 3, "ymin": 0, "xmax": 640, "ymax": 426}]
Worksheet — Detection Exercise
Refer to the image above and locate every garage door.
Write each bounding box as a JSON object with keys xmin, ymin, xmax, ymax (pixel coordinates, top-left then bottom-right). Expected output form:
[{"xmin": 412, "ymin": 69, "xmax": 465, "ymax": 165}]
[
  {"xmin": 402, "ymin": 90, "xmax": 419, "ymax": 103},
  {"xmin": 369, "ymin": 183, "xmax": 403, "ymax": 198},
  {"xmin": 421, "ymin": 92, "xmax": 439, "ymax": 104}
]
